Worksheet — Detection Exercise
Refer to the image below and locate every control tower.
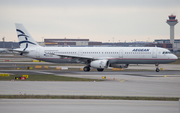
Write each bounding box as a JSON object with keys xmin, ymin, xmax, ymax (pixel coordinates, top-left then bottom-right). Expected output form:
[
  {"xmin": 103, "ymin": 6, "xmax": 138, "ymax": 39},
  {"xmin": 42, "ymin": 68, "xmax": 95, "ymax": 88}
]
[{"xmin": 166, "ymin": 15, "xmax": 178, "ymax": 47}]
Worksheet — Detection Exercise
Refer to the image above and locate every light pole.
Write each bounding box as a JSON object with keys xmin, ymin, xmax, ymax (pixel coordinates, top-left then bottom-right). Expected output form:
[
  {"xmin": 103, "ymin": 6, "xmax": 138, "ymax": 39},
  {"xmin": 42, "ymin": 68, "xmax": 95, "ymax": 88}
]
[
  {"xmin": 2, "ymin": 37, "xmax": 5, "ymax": 48},
  {"xmin": 42, "ymin": 37, "xmax": 44, "ymax": 42}
]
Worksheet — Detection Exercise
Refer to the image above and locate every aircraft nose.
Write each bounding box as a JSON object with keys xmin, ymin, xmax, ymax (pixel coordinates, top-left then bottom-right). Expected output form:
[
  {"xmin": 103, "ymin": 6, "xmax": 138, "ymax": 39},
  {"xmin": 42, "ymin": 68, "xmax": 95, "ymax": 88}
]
[{"xmin": 173, "ymin": 54, "xmax": 178, "ymax": 60}]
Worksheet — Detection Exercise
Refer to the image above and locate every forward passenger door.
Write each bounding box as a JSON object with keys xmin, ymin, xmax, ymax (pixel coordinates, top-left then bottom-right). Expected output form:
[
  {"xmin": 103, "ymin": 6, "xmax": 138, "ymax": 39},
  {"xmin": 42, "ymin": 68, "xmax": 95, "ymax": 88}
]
[{"xmin": 152, "ymin": 48, "xmax": 157, "ymax": 58}]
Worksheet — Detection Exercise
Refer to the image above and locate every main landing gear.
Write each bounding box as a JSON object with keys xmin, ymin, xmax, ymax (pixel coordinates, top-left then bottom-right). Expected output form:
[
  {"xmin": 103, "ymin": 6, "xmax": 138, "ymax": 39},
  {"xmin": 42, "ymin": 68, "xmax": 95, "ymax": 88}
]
[
  {"xmin": 83, "ymin": 66, "xmax": 104, "ymax": 72},
  {"xmin": 155, "ymin": 63, "xmax": 160, "ymax": 72},
  {"xmin": 83, "ymin": 66, "xmax": 90, "ymax": 72},
  {"xmin": 97, "ymin": 68, "xmax": 104, "ymax": 72}
]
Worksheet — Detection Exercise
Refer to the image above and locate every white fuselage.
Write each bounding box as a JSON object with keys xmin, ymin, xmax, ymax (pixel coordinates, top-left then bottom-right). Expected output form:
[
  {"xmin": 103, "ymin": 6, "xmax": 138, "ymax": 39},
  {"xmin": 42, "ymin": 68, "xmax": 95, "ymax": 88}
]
[{"xmin": 23, "ymin": 46, "xmax": 177, "ymax": 64}]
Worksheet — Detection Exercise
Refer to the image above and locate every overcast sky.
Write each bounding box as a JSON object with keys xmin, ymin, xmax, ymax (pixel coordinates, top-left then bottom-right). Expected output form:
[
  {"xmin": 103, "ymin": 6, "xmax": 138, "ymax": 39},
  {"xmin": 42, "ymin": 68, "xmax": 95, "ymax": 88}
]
[{"xmin": 0, "ymin": 0, "xmax": 180, "ymax": 42}]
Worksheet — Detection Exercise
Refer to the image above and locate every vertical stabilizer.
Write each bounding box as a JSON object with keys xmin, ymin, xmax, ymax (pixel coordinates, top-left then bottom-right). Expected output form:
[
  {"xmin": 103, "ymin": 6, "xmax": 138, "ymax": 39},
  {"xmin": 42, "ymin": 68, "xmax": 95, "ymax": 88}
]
[{"xmin": 15, "ymin": 23, "xmax": 39, "ymax": 49}]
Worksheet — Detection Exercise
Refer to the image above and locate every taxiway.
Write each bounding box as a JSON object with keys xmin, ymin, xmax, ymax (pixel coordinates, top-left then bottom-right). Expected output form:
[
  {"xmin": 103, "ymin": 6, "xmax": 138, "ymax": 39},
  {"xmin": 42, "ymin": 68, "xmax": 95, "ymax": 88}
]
[
  {"xmin": 0, "ymin": 99, "xmax": 178, "ymax": 113},
  {"xmin": 0, "ymin": 70, "xmax": 180, "ymax": 97}
]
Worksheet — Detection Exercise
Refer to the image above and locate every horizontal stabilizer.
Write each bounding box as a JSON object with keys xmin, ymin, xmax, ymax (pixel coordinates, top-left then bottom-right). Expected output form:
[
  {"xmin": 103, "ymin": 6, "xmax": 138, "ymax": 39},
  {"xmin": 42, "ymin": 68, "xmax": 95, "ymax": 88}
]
[{"xmin": 9, "ymin": 49, "xmax": 29, "ymax": 53}]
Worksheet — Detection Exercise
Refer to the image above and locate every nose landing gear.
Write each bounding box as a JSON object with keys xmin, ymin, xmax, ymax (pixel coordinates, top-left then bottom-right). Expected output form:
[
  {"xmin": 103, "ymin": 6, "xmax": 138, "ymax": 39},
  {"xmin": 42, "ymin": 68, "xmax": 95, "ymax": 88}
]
[
  {"xmin": 156, "ymin": 68, "xmax": 160, "ymax": 72},
  {"xmin": 155, "ymin": 63, "xmax": 160, "ymax": 72}
]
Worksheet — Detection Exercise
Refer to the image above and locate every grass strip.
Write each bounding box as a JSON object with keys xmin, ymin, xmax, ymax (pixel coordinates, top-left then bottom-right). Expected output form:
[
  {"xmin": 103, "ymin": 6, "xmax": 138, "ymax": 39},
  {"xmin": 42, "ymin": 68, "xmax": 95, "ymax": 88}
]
[
  {"xmin": 0, "ymin": 95, "xmax": 179, "ymax": 101},
  {"xmin": 0, "ymin": 74, "xmax": 102, "ymax": 81}
]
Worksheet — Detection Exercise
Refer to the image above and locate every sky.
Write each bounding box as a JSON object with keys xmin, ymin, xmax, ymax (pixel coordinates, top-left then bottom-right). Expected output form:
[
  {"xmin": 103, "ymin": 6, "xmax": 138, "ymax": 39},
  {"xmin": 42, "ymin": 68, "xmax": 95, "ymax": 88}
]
[{"xmin": 0, "ymin": 0, "xmax": 180, "ymax": 43}]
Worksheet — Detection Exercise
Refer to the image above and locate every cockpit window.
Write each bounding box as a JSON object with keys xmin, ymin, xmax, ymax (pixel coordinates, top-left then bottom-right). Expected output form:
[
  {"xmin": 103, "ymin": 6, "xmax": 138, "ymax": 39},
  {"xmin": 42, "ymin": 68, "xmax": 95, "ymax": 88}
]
[{"xmin": 162, "ymin": 51, "xmax": 171, "ymax": 54}]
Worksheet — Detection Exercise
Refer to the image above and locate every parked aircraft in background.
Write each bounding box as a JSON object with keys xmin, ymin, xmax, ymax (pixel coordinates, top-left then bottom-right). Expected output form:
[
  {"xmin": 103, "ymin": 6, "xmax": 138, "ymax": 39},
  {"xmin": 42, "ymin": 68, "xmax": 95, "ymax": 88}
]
[
  {"xmin": 0, "ymin": 48, "xmax": 8, "ymax": 53},
  {"xmin": 12, "ymin": 23, "xmax": 178, "ymax": 72}
]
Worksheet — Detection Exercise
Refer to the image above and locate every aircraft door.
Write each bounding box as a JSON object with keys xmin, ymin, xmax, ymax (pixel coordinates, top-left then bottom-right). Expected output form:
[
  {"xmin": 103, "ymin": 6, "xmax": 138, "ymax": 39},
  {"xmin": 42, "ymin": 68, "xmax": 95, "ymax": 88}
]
[
  {"xmin": 119, "ymin": 50, "xmax": 123, "ymax": 58},
  {"xmin": 36, "ymin": 48, "xmax": 40, "ymax": 58},
  {"xmin": 152, "ymin": 48, "xmax": 157, "ymax": 58},
  {"xmin": 78, "ymin": 50, "xmax": 82, "ymax": 56}
]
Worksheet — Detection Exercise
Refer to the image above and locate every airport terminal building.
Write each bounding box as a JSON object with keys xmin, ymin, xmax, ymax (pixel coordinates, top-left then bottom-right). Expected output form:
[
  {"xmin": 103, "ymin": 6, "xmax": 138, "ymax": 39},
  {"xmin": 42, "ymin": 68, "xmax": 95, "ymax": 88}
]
[
  {"xmin": 0, "ymin": 41, "xmax": 19, "ymax": 48},
  {"xmin": 44, "ymin": 38, "xmax": 102, "ymax": 47},
  {"xmin": 151, "ymin": 39, "xmax": 180, "ymax": 51}
]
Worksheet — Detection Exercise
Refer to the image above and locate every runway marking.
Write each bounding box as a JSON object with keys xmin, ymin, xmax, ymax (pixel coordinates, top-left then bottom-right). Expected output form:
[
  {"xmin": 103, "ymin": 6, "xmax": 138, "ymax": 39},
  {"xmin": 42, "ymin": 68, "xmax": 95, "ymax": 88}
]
[
  {"xmin": 116, "ymin": 79, "xmax": 126, "ymax": 82},
  {"xmin": 164, "ymin": 74, "xmax": 180, "ymax": 78},
  {"xmin": 125, "ymin": 73, "xmax": 158, "ymax": 77},
  {"xmin": 33, "ymin": 71, "xmax": 55, "ymax": 75}
]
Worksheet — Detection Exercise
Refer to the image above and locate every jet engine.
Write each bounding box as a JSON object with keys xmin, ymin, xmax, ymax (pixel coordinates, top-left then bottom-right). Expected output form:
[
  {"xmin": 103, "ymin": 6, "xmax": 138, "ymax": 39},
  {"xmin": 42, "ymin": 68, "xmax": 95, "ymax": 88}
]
[
  {"xmin": 110, "ymin": 64, "xmax": 129, "ymax": 68},
  {"xmin": 90, "ymin": 60, "xmax": 109, "ymax": 69}
]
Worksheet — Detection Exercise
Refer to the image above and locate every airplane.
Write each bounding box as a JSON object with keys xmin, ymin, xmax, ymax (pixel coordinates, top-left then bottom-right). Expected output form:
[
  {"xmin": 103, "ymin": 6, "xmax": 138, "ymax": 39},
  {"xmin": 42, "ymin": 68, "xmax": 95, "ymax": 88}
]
[
  {"xmin": 0, "ymin": 48, "xmax": 8, "ymax": 53},
  {"xmin": 12, "ymin": 23, "xmax": 178, "ymax": 72}
]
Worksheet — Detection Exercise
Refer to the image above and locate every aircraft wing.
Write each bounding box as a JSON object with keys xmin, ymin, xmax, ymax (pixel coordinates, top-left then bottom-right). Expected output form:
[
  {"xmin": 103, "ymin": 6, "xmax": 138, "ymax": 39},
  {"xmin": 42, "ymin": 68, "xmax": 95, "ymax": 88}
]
[{"xmin": 52, "ymin": 53, "xmax": 97, "ymax": 60}]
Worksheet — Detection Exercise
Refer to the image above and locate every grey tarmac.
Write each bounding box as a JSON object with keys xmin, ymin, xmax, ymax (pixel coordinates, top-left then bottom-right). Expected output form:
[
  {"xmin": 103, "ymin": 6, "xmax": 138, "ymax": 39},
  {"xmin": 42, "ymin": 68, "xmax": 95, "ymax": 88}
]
[
  {"xmin": 0, "ymin": 70, "xmax": 180, "ymax": 97},
  {"xmin": 0, "ymin": 99, "xmax": 178, "ymax": 113}
]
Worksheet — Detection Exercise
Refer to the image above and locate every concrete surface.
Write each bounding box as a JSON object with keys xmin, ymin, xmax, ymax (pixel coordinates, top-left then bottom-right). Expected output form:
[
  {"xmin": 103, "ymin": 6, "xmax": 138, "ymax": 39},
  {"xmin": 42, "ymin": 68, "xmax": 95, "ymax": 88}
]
[
  {"xmin": 0, "ymin": 70, "xmax": 180, "ymax": 97},
  {"xmin": 0, "ymin": 99, "xmax": 178, "ymax": 113}
]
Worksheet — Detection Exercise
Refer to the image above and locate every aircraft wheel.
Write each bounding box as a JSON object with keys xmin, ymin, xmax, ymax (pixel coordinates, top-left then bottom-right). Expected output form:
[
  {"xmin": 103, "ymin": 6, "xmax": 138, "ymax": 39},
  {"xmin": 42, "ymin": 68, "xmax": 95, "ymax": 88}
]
[
  {"xmin": 83, "ymin": 66, "xmax": 90, "ymax": 72},
  {"xmin": 156, "ymin": 68, "xmax": 160, "ymax": 72}
]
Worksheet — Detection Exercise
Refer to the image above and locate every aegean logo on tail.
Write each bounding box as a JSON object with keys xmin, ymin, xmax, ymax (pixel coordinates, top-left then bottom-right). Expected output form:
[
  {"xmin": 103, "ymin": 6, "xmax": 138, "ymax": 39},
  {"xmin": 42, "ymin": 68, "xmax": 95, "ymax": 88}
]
[
  {"xmin": 16, "ymin": 29, "xmax": 36, "ymax": 55},
  {"xmin": 16, "ymin": 29, "xmax": 36, "ymax": 47}
]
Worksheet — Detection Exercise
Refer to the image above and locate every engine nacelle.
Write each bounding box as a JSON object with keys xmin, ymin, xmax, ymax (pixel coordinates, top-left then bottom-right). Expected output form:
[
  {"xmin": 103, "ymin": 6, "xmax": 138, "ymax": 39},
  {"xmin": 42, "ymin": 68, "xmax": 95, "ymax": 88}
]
[
  {"xmin": 110, "ymin": 64, "xmax": 129, "ymax": 68},
  {"xmin": 90, "ymin": 60, "xmax": 108, "ymax": 69}
]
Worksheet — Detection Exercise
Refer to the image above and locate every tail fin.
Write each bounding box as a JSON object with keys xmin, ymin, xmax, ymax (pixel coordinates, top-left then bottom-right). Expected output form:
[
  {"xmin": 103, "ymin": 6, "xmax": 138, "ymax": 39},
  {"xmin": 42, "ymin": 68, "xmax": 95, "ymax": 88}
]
[{"xmin": 15, "ymin": 23, "xmax": 39, "ymax": 49}]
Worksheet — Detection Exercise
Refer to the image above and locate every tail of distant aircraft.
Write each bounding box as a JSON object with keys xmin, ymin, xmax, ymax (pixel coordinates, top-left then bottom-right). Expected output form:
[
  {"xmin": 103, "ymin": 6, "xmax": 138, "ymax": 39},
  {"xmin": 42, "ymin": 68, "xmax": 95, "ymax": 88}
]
[{"xmin": 15, "ymin": 23, "xmax": 39, "ymax": 49}]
